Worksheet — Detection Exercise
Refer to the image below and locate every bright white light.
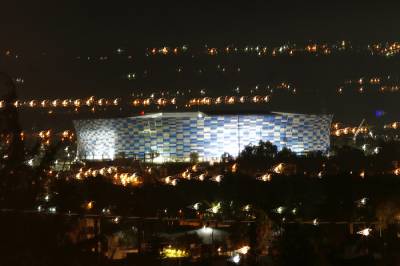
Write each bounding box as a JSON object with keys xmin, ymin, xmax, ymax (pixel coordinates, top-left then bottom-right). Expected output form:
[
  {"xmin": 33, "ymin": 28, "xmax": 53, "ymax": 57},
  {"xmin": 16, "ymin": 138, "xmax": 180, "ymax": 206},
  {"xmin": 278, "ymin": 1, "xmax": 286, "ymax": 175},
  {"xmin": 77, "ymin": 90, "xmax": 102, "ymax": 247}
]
[
  {"xmin": 202, "ymin": 226, "xmax": 213, "ymax": 234},
  {"xmin": 232, "ymin": 254, "xmax": 240, "ymax": 264},
  {"xmin": 357, "ymin": 228, "xmax": 372, "ymax": 236},
  {"xmin": 274, "ymin": 206, "xmax": 285, "ymax": 214},
  {"xmin": 312, "ymin": 218, "xmax": 319, "ymax": 226},
  {"xmin": 362, "ymin": 144, "xmax": 367, "ymax": 151},
  {"xmin": 48, "ymin": 207, "xmax": 56, "ymax": 213},
  {"xmin": 361, "ymin": 198, "xmax": 367, "ymax": 205},
  {"xmin": 242, "ymin": 205, "xmax": 251, "ymax": 212},
  {"xmin": 152, "ymin": 155, "xmax": 165, "ymax": 164},
  {"xmin": 102, "ymin": 208, "xmax": 111, "ymax": 214},
  {"xmin": 358, "ymin": 197, "xmax": 368, "ymax": 206}
]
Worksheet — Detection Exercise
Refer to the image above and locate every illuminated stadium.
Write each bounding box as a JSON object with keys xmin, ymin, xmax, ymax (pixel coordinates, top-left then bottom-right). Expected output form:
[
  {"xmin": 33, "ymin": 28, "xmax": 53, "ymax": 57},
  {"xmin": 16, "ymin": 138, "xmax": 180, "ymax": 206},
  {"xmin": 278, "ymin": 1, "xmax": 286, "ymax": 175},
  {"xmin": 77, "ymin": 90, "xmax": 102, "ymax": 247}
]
[{"xmin": 73, "ymin": 112, "xmax": 333, "ymax": 162}]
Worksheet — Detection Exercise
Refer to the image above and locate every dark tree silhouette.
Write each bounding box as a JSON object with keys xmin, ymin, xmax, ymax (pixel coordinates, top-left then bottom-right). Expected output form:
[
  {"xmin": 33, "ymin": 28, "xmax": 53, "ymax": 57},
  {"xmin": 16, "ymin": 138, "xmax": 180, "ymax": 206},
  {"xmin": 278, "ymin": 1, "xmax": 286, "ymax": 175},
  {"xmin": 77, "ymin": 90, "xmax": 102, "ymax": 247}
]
[
  {"xmin": 0, "ymin": 73, "xmax": 71, "ymax": 208},
  {"xmin": 332, "ymin": 145, "xmax": 366, "ymax": 174},
  {"xmin": 238, "ymin": 141, "xmax": 278, "ymax": 171},
  {"xmin": 276, "ymin": 147, "xmax": 297, "ymax": 163},
  {"xmin": 0, "ymin": 72, "xmax": 24, "ymax": 168}
]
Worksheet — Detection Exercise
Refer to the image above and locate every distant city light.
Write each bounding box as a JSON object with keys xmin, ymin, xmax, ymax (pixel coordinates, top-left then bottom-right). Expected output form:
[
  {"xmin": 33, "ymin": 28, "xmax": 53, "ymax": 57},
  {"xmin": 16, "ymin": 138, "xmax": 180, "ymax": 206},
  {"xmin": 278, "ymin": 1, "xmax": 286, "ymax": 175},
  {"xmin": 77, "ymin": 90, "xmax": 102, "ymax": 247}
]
[
  {"xmin": 375, "ymin": 110, "xmax": 385, "ymax": 117},
  {"xmin": 236, "ymin": 246, "xmax": 250, "ymax": 255},
  {"xmin": 357, "ymin": 228, "xmax": 372, "ymax": 236},
  {"xmin": 242, "ymin": 204, "xmax": 251, "ymax": 212},
  {"xmin": 274, "ymin": 206, "xmax": 285, "ymax": 214},
  {"xmin": 312, "ymin": 218, "xmax": 319, "ymax": 226},
  {"xmin": 209, "ymin": 202, "xmax": 221, "ymax": 214},
  {"xmin": 161, "ymin": 247, "xmax": 189, "ymax": 258}
]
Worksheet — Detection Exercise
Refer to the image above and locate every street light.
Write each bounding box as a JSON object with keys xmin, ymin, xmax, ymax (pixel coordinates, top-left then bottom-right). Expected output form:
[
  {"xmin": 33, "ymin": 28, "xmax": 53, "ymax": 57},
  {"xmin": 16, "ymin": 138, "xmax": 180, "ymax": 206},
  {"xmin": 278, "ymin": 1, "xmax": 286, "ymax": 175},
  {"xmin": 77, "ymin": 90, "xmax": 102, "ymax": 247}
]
[
  {"xmin": 231, "ymin": 254, "xmax": 240, "ymax": 264},
  {"xmin": 357, "ymin": 228, "xmax": 372, "ymax": 236}
]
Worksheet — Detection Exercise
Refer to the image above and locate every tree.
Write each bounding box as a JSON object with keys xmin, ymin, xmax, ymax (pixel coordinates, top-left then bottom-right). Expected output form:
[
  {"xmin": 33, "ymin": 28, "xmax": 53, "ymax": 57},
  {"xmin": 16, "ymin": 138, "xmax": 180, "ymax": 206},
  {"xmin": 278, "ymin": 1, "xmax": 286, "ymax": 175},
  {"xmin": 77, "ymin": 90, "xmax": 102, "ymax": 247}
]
[
  {"xmin": 189, "ymin": 152, "xmax": 199, "ymax": 164},
  {"xmin": 238, "ymin": 141, "xmax": 278, "ymax": 171},
  {"xmin": 276, "ymin": 147, "xmax": 297, "ymax": 163},
  {"xmin": 333, "ymin": 145, "xmax": 366, "ymax": 173},
  {"xmin": 0, "ymin": 73, "xmax": 72, "ymax": 208},
  {"xmin": 371, "ymin": 140, "xmax": 400, "ymax": 172},
  {"xmin": 0, "ymin": 73, "xmax": 32, "ymax": 208},
  {"xmin": 0, "ymin": 72, "xmax": 24, "ymax": 169},
  {"xmin": 239, "ymin": 141, "xmax": 277, "ymax": 160},
  {"xmin": 116, "ymin": 152, "xmax": 126, "ymax": 159},
  {"xmin": 376, "ymin": 199, "xmax": 400, "ymax": 231},
  {"xmin": 221, "ymin": 152, "xmax": 234, "ymax": 163},
  {"xmin": 249, "ymin": 209, "xmax": 273, "ymax": 262},
  {"xmin": 147, "ymin": 149, "xmax": 160, "ymax": 163},
  {"xmin": 272, "ymin": 225, "xmax": 326, "ymax": 266}
]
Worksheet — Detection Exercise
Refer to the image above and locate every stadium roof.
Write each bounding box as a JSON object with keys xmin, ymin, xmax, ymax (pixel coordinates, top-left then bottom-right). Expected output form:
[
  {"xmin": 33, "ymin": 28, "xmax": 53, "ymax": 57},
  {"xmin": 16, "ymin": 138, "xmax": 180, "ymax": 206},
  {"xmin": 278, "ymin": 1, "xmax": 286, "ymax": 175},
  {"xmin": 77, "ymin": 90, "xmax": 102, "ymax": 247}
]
[{"xmin": 136, "ymin": 111, "xmax": 329, "ymax": 119}]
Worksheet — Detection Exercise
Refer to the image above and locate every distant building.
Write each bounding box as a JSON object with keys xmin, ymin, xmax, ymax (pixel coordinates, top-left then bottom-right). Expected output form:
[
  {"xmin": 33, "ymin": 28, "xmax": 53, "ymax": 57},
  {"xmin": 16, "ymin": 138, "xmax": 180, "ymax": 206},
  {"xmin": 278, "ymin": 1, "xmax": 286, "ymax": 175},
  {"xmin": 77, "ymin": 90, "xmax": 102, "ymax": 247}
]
[{"xmin": 74, "ymin": 112, "xmax": 332, "ymax": 162}]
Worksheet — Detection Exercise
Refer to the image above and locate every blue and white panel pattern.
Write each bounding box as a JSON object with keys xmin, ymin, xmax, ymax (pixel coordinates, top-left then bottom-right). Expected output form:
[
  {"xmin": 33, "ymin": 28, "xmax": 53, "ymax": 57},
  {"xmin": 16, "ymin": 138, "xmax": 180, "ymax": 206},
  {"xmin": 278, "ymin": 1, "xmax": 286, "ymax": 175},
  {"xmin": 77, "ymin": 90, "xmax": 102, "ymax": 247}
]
[{"xmin": 73, "ymin": 112, "xmax": 332, "ymax": 161}]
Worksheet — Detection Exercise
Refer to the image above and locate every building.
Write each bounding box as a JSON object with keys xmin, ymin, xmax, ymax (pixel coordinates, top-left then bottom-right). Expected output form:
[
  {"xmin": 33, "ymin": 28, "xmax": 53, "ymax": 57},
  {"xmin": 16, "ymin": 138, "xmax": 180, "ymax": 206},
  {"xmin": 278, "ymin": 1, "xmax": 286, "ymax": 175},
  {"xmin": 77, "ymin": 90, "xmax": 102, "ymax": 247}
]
[{"xmin": 74, "ymin": 112, "xmax": 332, "ymax": 162}]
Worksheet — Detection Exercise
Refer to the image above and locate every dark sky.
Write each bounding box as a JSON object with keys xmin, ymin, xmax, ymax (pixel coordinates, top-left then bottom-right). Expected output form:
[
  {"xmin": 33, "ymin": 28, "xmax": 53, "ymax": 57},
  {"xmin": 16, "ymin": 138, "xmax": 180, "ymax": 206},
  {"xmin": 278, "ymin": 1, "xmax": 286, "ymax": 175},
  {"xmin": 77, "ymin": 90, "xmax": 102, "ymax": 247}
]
[
  {"xmin": 1, "ymin": 1, "xmax": 400, "ymax": 128},
  {"xmin": 2, "ymin": 1, "xmax": 400, "ymax": 50}
]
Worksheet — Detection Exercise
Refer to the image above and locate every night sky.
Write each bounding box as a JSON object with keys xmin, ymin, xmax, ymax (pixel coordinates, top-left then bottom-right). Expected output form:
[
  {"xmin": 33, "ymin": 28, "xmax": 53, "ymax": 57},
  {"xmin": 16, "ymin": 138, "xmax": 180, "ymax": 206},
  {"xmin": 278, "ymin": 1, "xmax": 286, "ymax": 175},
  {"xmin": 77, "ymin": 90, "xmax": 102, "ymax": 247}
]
[
  {"xmin": 1, "ymin": 1, "xmax": 400, "ymax": 128},
  {"xmin": 2, "ymin": 2, "xmax": 399, "ymax": 48}
]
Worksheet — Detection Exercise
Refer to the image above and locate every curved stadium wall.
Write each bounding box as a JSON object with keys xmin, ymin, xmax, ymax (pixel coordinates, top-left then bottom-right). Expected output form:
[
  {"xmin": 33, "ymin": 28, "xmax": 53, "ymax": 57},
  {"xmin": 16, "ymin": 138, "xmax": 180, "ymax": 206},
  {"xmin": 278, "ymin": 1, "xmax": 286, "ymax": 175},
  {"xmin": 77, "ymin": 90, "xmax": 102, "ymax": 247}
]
[{"xmin": 73, "ymin": 112, "xmax": 332, "ymax": 162}]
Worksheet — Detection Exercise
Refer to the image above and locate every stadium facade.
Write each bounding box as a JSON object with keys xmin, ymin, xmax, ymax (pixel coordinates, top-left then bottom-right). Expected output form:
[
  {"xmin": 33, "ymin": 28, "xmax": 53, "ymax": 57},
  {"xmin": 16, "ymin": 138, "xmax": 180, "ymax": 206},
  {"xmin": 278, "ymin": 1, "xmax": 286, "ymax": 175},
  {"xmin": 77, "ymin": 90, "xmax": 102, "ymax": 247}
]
[{"xmin": 74, "ymin": 112, "xmax": 333, "ymax": 162}]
